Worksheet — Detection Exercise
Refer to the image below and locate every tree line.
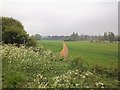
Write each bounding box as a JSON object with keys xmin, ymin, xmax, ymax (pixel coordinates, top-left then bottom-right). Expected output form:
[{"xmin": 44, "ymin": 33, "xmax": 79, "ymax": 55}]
[{"xmin": 43, "ymin": 32, "xmax": 119, "ymax": 42}]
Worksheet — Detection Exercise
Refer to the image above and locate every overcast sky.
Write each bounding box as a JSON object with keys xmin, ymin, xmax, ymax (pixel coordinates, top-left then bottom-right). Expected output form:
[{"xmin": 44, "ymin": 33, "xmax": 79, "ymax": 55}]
[{"xmin": 1, "ymin": 0, "xmax": 119, "ymax": 36}]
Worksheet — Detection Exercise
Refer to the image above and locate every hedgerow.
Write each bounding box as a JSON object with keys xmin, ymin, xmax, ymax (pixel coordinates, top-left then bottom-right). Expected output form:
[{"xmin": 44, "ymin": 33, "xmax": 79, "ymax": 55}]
[{"xmin": 1, "ymin": 44, "xmax": 118, "ymax": 88}]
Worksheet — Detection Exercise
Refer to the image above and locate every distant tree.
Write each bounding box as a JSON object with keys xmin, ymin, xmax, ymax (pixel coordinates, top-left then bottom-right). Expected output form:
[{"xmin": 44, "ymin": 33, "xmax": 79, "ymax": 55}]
[
  {"xmin": 108, "ymin": 32, "xmax": 115, "ymax": 42},
  {"xmin": 118, "ymin": 36, "xmax": 120, "ymax": 41},
  {"xmin": 70, "ymin": 32, "xmax": 79, "ymax": 41},
  {"xmin": 98, "ymin": 35, "xmax": 104, "ymax": 42},
  {"xmin": 84, "ymin": 35, "xmax": 90, "ymax": 41},
  {"xmin": 104, "ymin": 32, "xmax": 108, "ymax": 40},
  {"xmin": 75, "ymin": 32, "xmax": 79, "ymax": 40},
  {"xmin": 34, "ymin": 34, "xmax": 42, "ymax": 40},
  {"xmin": 64, "ymin": 36, "xmax": 71, "ymax": 41}
]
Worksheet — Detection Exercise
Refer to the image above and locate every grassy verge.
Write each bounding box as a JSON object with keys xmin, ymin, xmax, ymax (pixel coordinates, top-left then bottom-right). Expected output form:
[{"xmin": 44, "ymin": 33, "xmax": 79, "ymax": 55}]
[{"xmin": 1, "ymin": 44, "xmax": 119, "ymax": 88}]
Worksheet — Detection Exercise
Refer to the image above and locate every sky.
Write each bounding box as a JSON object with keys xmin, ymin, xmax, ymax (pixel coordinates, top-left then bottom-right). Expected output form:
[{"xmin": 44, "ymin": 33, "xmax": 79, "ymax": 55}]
[{"xmin": 1, "ymin": 0, "xmax": 119, "ymax": 36}]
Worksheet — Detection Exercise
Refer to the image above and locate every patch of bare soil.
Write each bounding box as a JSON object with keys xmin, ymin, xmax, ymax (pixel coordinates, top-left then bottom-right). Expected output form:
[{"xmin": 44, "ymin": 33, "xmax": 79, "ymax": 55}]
[{"xmin": 60, "ymin": 41, "xmax": 69, "ymax": 59}]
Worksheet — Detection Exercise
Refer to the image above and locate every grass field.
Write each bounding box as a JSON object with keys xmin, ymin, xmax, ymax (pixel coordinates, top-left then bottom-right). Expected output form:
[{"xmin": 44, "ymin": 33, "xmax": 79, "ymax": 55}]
[{"xmin": 39, "ymin": 40, "xmax": 118, "ymax": 68}]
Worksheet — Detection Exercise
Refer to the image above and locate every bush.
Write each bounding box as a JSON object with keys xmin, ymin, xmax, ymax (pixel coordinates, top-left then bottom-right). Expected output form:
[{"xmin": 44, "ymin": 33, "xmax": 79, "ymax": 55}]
[
  {"xmin": 1, "ymin": 17, "xmax": 37, "ymax": 47},
  {"xmin": 69, "ymin": 57, "xmax": 88, "ymax": 72},
  {"xmin": 26, "ymin": 36, "xmax": 37, "ymax": 47},
  {"xmin": 2, "ymin": 17, "xmax": 28, "ymax": 44},
  {"xmin": 91, "ymin": 64, "xmax": 118, "ymax": 78}
]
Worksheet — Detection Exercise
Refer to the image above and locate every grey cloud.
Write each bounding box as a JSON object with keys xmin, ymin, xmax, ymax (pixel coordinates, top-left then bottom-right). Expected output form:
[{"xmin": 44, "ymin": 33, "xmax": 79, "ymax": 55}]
[{"xmin": 2, "ymin": 0, "xmax": 118, "ymax": 36}]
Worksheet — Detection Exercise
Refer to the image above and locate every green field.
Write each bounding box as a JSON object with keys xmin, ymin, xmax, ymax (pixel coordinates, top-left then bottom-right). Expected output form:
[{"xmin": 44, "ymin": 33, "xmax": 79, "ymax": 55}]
[{"xmin": 39, "ymin": 40, "xmax": 118, "ymax": 68}]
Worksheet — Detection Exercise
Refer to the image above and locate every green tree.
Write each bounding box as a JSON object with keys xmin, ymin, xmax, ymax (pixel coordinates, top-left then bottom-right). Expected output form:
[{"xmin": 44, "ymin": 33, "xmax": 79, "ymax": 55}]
[
  {"xmin": 104, "ymin": 32, "xmax": 108, "ymax": 40},
  {"xmin": 108, "ymin": 32, "xmax": 115, "ymax": 42},
  {"xmin": 1, "ymin": 17, "xmax": 37, "ymax": 47},
  {"xmin": 70, "ymin": 32, "xmax": 79, "ymax": 41},
  {"xmin": 2, "ymin": 17, "xmax": 28, "ymax": 44},
  {"xmin": 34, "ymin": 34, "xmax": 42, "ymax": 40}
]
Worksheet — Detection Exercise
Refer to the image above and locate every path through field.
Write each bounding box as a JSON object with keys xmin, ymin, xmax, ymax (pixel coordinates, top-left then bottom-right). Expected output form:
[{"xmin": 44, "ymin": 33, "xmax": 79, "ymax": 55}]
[
  {"xmin": 60, "ymin": 41, "xmax": 69, "ymax": 58},
  {"xmin": 39, "ymin": 40, "xmax": 118, "ymax": 68}
]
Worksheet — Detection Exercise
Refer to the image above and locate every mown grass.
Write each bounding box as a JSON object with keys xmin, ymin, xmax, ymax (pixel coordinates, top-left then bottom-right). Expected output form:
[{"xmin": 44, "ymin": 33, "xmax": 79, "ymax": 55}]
[{"xmin": 39, "ymin": 40, "xmax": 118, "ymax": 68}]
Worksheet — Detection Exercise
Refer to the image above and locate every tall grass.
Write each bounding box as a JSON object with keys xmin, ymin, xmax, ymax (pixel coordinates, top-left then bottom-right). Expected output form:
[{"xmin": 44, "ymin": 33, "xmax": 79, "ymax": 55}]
[{"xmin": 1, "ymin": 44, "xmax": 119, "ymax": 88}]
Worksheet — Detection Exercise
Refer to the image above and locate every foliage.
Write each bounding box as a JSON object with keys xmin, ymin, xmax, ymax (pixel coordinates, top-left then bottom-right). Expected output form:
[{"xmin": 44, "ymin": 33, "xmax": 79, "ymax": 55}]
[
  {"xmin": 70, "ymin": 32, "xmax": 79, "ymax": 41},
  {"xmin": 26, "ymin": 36, "xmax": 37, "ymax": 47},
  {"xmin": 104, "ymin": 32, "xmax": 108, "ymax": 40},
  {"xmin": 1, "ymin": 44, "xmax": 118, "ymax": 88},
  {"xmin": 91, "ymin": 64, "xmax": 118, "ymax": 78},
  {"xmin": 1, "ymin": 17, "xmax": 37, "ymax": 47},
  {"xmin": 43, "ymin": 32, "xmax": 118, "ymax": 42},
  {"xmin": 34, "ymin": 34, "xmax": 42, "ymax": 40},
  {"xmin": 108, "ymin": 32, "xmax": 115, "ymax": 42},
  {"xmin": 69, "ymin": 56, "xmax": 88, "ymax": 72},
  {"xmin": 1, "ymin": 17, "xmax": 28, "ymax": 44},
  {"xmin": 104, "ymin": 32, "xmax": 115, "ymax": 42}
]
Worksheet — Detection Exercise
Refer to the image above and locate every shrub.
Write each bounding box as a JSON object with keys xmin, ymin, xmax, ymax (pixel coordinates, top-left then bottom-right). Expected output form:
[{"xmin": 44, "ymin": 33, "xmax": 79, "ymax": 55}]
[
  {"xmin": 69, "ymin": 57, "xmax": 88, "ymax": 72},
  {"xmin": 26, "ymin": 36, "xmax": 37, "ymax": 47},
  {"xmin": 91, "ymin": 64, "xmax": 118, "ymax": 78},
  {"xmin": 2, "ymin": 17, "xmax": 28, "ymax": 44},
  {"xmin": 1, "ymin": 17, "xmax": 37, "ymax": 47}
]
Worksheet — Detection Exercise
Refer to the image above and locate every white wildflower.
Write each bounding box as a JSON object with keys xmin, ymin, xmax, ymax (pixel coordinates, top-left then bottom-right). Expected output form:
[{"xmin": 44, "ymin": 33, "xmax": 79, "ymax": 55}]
[
  {"xmin": 101, "ymin": 86, "xmax": 104, "ymax": 88},
  {"xmin": 75, "ymin": 84, "xmax": 79, "ymax": 87},
  {"xmin": 82, "ymin": 75, "xmax": 86, "ymax": 79}
]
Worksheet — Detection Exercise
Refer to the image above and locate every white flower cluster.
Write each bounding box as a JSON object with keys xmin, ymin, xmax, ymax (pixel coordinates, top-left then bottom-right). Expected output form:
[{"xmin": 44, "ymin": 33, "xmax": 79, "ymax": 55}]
[
  {"xmin": 95, "ymin": 82, "xmax": 104, "ymax": 88},
  {"xmin": 51, "ymin": 69, "xmax": 99, "ymax": 88},
  {"xmin": 2, "ymin": 44, "xmax": 114, "ymax": 88},
  {"xmin": 32, "ymin": 74, "xmax": 48, "ymax": 88}
]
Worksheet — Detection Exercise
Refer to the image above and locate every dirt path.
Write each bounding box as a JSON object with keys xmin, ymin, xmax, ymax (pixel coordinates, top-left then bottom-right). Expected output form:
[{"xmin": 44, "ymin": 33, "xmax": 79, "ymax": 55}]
[{"xmin": 60, "ymin": 41, "xmax": 69, "ymax": 59}]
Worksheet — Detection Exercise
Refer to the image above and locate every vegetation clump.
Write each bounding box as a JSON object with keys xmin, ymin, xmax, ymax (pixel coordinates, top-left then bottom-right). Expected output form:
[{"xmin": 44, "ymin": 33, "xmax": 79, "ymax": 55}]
[
  {"xmin": 1, "ymin": 17, "xmax": 37, "ymax": 47},
  {"xmin": 1, "ymin": 44, "xmax": 118, "ymax": 88}
]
